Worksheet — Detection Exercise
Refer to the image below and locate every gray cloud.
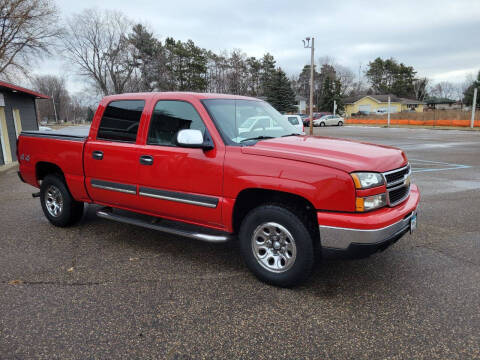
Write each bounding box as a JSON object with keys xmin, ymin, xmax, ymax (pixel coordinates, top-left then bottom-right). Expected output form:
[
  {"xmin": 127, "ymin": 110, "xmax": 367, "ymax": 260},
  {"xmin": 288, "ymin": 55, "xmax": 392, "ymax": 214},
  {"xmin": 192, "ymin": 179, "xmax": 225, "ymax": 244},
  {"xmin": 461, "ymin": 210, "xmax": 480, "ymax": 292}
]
[{"xmin": 37, "ymin": 0, "xmax": 480, "ymax": 91}]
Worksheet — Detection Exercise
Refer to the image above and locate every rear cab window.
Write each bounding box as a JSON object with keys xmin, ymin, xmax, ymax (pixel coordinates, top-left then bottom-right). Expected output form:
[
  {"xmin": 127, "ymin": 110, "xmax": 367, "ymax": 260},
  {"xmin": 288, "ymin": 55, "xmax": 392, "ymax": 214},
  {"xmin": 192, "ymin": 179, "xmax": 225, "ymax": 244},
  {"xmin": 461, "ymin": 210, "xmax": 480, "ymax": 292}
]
[
  {"xmin": 288, "ymin": 116, "xmax": 299, "ymax": 125},
  {"xmin": 97, "ymin": 100, "xmax": 145, "ymax": 142}
]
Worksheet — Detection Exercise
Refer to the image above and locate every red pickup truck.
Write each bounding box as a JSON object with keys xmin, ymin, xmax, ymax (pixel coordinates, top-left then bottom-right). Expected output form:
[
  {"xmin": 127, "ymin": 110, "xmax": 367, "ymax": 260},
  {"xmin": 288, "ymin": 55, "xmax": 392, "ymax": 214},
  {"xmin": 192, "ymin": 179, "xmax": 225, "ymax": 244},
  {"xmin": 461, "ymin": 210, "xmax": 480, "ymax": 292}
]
[{"xmin": 17, "ymin": 92, "xmax": 419, "ymax": 287}]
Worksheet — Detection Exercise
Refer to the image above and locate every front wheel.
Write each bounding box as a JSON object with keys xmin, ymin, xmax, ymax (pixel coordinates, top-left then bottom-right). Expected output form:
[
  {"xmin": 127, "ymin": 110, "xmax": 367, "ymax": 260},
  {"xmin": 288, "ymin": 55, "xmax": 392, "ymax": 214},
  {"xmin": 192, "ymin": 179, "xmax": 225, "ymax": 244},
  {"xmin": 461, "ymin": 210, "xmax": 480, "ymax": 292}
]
[
  {"xmin": 40, "ymin": 175, "xmax": 84, "ymax": 227},
  {"xmin": 239, "ymin": 205, "xmax": 315, "ymax": 287},
  {"xmin": 319, "ymin": 122, "xmax": 325, "ymax": 127},
  {"xmin": 338, "ymin": 121, "xmax": 343, "ymax": 126}
]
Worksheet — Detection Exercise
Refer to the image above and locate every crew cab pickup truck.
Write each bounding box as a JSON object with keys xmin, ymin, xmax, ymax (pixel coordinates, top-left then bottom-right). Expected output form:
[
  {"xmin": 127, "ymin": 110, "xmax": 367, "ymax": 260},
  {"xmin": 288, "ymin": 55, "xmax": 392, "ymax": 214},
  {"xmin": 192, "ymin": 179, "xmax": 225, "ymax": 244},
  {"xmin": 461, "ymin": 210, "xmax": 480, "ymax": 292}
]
[{"xmin": 17, "ymin": 92, "xmax": 419, "ymax": 287}]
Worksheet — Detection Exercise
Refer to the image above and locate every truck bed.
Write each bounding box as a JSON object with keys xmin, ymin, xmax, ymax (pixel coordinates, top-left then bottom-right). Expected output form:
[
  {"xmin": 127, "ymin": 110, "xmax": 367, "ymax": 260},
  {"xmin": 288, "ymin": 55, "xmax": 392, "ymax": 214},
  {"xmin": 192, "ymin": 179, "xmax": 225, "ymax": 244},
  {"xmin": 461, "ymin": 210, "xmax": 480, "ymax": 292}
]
[
  {"xmin": 21, "ymin": 125, "xmax": 90, "ymax": 141},
  {"xmin": 18, "ymin": 125, "xmax": 91, "ymax": 202}
]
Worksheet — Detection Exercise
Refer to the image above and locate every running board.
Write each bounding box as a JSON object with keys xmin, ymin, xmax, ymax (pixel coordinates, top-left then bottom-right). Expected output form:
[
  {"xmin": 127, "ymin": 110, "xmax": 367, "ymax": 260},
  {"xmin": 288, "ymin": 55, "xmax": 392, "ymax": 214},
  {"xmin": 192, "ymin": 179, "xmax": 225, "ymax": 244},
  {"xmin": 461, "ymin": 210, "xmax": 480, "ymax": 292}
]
[{"xmin": 96, "ymin": 208, "xmax": 231, "ymax": 243}]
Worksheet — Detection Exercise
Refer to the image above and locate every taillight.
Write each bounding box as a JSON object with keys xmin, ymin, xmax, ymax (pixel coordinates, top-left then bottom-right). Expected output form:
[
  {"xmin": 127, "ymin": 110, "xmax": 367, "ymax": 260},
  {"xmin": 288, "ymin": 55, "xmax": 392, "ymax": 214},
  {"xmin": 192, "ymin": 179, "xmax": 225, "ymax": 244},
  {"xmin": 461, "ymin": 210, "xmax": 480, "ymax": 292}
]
[{"xmin": 16, "ymin": 137, "xmax": 19, "ymax": 160}]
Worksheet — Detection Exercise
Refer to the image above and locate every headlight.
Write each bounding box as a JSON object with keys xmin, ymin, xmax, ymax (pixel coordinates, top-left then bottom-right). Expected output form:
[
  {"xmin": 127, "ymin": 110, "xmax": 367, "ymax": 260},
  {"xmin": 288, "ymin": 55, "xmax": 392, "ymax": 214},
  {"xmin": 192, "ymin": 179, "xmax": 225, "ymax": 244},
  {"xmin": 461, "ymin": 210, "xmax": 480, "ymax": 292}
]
[
  {"xmin": 351, "ymin": 172, "xmax": 384, "ymax": 189},
  {"xmin": 356, "ymin": 193, "xmax": 387, "ymax": 212}
]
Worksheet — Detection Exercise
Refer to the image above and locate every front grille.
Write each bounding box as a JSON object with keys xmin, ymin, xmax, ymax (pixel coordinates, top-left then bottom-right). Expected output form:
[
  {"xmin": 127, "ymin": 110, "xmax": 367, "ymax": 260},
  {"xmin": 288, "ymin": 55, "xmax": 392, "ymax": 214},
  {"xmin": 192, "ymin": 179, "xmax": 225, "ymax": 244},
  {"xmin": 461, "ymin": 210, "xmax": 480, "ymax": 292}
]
[
  {"xmin": 385, "ymin": 165, "xmax": 410, "ymax": 184},
  {"xmin": 389, "ymin": 186, "xmax": 409, "ymax": 204},
  {"xmin": 383, "ymin": 164, "xmax": 411, "ymax": 206}
]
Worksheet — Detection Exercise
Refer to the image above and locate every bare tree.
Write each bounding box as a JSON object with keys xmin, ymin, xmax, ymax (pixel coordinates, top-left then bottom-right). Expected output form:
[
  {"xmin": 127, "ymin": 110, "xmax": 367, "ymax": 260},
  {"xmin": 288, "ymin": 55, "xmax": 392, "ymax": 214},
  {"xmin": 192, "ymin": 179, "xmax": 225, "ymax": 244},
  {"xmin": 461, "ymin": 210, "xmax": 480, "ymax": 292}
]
[
  {"xmin": 316, "ymin": 56, "xmax": 355, "ymax": 96},
  {"xmin": 317, "ymin": 56, "xmax": 335, "ymax": 67},
  {"xmin": 0, "ymin": 0, "xmax": 61, "ymax": 78},
  {"xmin": 61, "ymin": 9, "xmax": 136, "ymax": 95},
  {"xmin": 31, "ymin": 74, "xmax": 70, "ymax": 122},
  {"xmin": 429, "ymin": 81, "xmax": 456, "ymax": 99},
  {"xmin": 413, "ymin": 77, "xmax": 429, "ymax": 101},
  {"xmin": 335, "ymin": 64, "xmax": 355, "ymax": 95}
]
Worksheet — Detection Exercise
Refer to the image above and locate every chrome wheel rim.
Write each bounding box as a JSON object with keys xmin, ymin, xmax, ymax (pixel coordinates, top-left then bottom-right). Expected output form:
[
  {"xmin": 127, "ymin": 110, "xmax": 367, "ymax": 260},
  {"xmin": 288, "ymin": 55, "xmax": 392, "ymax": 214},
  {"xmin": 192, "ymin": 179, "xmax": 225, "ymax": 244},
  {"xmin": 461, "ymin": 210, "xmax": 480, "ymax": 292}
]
[
  {"xmin": 251, "ymin": 222, "xmax": 297, "ymax": 273},
  {"xmin": 45, "ymin": 185, "xmax": 63, "ymax": 217}
]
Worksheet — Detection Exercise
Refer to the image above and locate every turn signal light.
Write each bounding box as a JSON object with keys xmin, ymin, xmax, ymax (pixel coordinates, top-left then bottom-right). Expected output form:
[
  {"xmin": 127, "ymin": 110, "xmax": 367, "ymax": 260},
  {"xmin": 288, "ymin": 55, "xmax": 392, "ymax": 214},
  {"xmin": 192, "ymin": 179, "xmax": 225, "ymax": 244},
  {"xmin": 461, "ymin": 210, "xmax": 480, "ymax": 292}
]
[{"xmin": 356, "ymin": 193, "xmax": 387, "ymax": 212}]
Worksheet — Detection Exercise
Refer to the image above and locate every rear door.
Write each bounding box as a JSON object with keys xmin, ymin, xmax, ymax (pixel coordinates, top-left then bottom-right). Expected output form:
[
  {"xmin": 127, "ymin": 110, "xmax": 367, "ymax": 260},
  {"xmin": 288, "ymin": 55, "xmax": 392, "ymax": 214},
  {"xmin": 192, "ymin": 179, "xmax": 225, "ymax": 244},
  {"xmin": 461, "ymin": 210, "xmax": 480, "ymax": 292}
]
[
  {"xmin": 329, "ymin": 116, "xmax": 339, "ymax": 125},
  {"xmin": 84, "ymin": 100, "xmax": 145, "ymax": 210},
  {"xmin": 136, "ymin": 99, "xmax": 224, "ymax": 227}
]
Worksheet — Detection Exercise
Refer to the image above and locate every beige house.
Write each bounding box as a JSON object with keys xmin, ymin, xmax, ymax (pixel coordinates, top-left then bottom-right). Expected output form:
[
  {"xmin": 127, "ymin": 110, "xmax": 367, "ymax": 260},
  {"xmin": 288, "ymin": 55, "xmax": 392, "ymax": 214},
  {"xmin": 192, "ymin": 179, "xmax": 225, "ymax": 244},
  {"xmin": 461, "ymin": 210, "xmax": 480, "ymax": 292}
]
[{"xmin": 345, "ymin": 94, "xmax": 424, "ymax": 117}]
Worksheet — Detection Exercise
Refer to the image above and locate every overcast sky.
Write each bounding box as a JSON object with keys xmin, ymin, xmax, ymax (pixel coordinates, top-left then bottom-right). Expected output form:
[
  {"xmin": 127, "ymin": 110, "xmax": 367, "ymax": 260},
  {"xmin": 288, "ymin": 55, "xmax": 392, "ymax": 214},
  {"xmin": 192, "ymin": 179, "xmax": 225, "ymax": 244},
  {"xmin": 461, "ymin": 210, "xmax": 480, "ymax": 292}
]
[{"xmin": 37, "ymin": 0, "xmax": 480, "ymax": 93}]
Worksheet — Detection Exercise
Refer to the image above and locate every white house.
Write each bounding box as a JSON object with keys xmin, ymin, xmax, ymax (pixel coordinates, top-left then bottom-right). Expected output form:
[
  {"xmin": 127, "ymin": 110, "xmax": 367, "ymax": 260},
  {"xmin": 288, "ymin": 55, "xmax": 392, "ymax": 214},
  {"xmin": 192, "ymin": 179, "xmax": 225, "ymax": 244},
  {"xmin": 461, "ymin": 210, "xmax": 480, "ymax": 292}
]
[{"xmin": 295, "ymin": 95, "xmax": 307, "ymax": 113}]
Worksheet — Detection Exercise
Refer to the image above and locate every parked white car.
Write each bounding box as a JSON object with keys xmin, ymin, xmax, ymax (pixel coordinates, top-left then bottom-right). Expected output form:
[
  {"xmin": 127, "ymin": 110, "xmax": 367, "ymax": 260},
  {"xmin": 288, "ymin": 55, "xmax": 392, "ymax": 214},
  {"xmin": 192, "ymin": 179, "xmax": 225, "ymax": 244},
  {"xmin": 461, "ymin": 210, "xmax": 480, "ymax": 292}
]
[
  {"xmin": 239, "ymin": 116, "xmax": 281, "ymax": 133},
  {"xmin": 283, "ymin": 115, "xmax": 305, "ymax": 134},
  {"xmin": 313, "ymin": 115, "xmax": 344, "ymax": 127}
]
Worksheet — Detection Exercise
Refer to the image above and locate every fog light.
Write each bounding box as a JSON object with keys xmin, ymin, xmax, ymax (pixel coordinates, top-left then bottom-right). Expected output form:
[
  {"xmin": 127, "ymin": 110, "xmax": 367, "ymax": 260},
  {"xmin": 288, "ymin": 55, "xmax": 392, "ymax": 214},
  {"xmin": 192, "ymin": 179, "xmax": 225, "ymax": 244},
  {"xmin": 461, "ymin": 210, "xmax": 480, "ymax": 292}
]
[{"xmin": 356, "ymin": 193, "xmax": 387, "ymax": 212}]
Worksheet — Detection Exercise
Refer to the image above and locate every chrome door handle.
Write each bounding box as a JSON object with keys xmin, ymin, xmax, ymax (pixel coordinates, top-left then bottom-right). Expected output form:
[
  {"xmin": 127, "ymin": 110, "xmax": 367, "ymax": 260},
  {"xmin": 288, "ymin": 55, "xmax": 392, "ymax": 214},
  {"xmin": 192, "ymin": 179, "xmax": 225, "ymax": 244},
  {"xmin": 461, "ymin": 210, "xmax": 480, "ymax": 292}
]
[
  {"xmin": 140, "ymin": 155, "xmax": 153, "ymax": 165},
  {"xmin": 92, "ymin": 150, "xmax": 103, "ymax": 160}
]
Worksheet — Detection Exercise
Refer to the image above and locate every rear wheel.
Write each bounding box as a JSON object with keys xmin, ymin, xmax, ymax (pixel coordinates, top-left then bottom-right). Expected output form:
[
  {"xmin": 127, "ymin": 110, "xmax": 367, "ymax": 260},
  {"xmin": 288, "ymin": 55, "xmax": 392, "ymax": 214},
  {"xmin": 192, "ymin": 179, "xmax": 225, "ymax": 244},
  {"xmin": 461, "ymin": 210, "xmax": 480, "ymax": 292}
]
[
  {"xmin": 239, "ymin": 204, "xmax": 315, "ymax": 287},
  {"xmin": 40, "ymin": 175, "xmax": 84, "ymax": 227},
  {"xmin": 338, "ymin": 121, "xmax": 343, "ymax": 126}
]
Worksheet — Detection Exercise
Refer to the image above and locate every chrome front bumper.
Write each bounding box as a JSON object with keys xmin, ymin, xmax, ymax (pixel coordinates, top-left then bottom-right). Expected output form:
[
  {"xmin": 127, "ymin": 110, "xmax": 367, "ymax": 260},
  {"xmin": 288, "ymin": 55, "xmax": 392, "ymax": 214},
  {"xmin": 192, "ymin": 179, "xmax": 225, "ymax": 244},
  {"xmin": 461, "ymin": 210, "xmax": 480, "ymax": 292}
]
[{"xmin": 319, "ymin": 209, "xmax": 417, "ymax": 250}]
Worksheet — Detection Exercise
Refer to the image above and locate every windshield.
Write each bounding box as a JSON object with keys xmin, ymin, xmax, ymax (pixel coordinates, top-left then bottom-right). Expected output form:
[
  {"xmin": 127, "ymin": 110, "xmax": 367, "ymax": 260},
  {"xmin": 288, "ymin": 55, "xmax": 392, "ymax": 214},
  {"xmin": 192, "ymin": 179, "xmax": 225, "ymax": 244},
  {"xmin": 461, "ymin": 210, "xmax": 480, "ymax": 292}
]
[{"xmin": 202, "ymin": 99, "xmax": 300, "ymax": 145}]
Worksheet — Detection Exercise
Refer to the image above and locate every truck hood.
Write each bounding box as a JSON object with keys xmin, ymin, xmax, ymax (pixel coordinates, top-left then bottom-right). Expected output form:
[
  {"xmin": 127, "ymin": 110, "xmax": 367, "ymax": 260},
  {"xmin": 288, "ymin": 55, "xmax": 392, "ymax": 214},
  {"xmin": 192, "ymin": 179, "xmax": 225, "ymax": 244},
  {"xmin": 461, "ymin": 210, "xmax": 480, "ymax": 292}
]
[{"xmin": 241, "ymin": 136, "xmax": 406, "ymax": 173}]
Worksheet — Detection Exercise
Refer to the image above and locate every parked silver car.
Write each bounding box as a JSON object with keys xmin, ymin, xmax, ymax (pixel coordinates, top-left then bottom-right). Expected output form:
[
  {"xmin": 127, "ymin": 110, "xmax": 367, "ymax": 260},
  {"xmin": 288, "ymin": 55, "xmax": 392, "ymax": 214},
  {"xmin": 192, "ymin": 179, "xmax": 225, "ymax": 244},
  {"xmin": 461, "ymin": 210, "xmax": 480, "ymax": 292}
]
[{"xmin": 313, "ymin": 115, "xmax": 344, "ymax": 127}]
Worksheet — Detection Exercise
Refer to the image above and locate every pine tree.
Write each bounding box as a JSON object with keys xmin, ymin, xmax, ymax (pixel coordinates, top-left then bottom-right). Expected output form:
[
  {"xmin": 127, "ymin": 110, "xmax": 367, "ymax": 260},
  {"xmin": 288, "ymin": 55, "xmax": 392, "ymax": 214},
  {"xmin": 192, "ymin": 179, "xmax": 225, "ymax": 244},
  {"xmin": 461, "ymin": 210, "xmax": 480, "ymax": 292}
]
[
  {"xmin": 366, "ymin": 57, "xmax": 416, "ymax": 98},
  {"xmin": 463, "ymin": 71, "xmax": 480, "ymax": 107},
  {"xmin": 129, "ymin": 24, "xmax": 161, "ymax": 91},
  {"xmin": 319, "ymin": 77, "xmax": 334, "ymax": 112},
  {"xmin": 259, "ymin": 53, "xmax": 276, "ymax": 97},
  {"xmin": 164, "ymin": 38, "xmax": 207, "ymax": 92},
  {"xmin": 319, "ymin": 77, "xmax": 344, "ymax": 113},
  {"xmin": 266, "ymin": 68, "xmax": 297, "ymax": 113}
]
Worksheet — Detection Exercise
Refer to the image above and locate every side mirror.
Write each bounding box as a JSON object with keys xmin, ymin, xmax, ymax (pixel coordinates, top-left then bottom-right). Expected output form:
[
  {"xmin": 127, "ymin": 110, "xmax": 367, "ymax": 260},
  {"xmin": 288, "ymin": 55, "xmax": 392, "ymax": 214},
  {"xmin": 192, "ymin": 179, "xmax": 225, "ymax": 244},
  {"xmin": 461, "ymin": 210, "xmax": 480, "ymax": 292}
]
[{"xmin": 176, "ymin": 129, "xmax": 206, "ymax": 148}]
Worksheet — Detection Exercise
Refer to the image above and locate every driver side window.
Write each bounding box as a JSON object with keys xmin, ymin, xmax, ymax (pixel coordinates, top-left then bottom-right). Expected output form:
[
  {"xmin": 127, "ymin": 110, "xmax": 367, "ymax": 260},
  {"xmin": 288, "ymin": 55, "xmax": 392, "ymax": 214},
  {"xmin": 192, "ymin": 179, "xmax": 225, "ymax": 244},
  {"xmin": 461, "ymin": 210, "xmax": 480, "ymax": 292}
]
[{"xmin": 147, "ymin": 100, "xmax": 206, "ymax": 146}]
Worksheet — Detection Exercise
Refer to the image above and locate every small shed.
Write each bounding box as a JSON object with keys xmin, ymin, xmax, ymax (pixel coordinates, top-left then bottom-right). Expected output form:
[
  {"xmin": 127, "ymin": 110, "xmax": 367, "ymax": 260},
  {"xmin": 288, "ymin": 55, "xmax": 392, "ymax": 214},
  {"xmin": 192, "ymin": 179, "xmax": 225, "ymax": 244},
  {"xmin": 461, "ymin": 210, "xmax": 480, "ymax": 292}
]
[{"xmin": 0, "ymin": 81, "xmax": 49, "ymax": 165}]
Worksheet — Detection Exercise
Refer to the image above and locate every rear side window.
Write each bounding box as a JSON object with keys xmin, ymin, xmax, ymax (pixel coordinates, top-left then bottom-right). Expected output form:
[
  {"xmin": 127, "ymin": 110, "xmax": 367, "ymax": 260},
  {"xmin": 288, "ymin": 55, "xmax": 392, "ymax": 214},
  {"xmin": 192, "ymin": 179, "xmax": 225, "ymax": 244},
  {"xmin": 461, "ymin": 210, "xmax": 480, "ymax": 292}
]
[
  {"xmin": 147, "ymin": 100, "xmax": 205, "ymax": 146},
  {"xmin": 288, "ymin": 116, "xmax": 299, "ymax": 125},
  {"xmin": 97, "ymin": 100, "xmax": 145, "ymax": 142}
]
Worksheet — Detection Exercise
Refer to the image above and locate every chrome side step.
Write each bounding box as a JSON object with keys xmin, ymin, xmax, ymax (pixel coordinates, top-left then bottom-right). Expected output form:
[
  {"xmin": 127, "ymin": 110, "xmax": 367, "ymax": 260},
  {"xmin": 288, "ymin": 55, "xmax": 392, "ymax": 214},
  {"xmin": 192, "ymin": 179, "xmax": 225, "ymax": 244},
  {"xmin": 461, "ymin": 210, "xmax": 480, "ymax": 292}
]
[{"xmin": 96, "ymin": 208, "xmax": 231, "ymax": 243}]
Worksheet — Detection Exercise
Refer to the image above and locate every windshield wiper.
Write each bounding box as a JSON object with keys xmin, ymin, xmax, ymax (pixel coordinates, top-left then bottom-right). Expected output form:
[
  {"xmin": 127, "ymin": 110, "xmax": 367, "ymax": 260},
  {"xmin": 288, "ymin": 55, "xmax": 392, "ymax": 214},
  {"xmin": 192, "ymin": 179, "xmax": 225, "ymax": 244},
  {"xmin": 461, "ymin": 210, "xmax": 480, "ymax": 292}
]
[
  {"xmin": 281, "ymin": 133, "xmax": 301, "ymax": 137},
  {"xmin": 240, "ymin": 135, "xmax": 275, "ymax": 143}
]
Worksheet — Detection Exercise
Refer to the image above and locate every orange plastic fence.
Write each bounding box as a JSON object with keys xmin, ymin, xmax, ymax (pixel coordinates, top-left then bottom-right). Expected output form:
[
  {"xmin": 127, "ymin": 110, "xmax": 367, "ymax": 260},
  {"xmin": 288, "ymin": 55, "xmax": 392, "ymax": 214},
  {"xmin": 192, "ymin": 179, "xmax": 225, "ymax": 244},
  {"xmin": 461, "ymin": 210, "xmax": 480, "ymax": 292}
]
[{"xmin": 346, "ymin": 118, "xmax": 480, "ymax": 127}]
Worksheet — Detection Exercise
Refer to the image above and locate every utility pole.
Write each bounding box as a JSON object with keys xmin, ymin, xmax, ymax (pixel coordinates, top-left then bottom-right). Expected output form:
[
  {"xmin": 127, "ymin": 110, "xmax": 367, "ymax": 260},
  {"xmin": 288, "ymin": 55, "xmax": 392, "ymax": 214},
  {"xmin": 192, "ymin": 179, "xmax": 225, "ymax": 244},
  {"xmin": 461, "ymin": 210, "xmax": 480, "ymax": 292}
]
[
  {"xmin": 51, "ymin": 93, "xmax": 58, "ymax": 124},
  {"xmin": 333, "ymin": 100, "xmax": 337, "ymax": 116},
  {"xmin": 471, "ymin": 87, "xmax": 477, "ymax": 129},
  {"xmin": 303, "ymin": 37, "xmax": 314, "ymax": 135},
  {"xmin": 387, "ymin": 96, "xmax": 391, "ymax": 127}
]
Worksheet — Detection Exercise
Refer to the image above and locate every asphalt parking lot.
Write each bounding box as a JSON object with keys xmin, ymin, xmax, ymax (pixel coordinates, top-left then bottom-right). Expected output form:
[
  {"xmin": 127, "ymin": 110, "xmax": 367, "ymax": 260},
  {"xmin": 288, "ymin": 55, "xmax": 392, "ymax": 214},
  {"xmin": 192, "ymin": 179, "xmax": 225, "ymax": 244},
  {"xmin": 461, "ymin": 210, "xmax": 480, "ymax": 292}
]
[{"xmin": 1, "ymin": 126, "xmax": 479, "ymax": 359}]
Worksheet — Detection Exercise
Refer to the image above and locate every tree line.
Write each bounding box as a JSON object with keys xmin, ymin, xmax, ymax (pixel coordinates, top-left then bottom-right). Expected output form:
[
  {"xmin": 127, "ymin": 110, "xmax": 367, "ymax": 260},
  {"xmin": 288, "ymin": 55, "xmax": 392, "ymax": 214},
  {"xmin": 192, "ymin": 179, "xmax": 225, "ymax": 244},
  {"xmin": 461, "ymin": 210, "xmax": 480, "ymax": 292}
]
[
  {"xmin": 0, "ymin": 0, "xmax": 479, "ymax": 122},
  {"xmin": 61, "ymin": 10, "xmax": 298, "ymax": 112}
]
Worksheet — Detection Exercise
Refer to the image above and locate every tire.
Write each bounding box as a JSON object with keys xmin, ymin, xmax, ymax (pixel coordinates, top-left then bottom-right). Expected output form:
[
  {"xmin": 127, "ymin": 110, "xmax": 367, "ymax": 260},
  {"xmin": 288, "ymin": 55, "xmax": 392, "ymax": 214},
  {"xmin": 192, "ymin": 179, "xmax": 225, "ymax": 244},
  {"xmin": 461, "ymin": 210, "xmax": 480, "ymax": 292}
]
[
  {"xmin": 239, "ymin": 204, "xmax": 315, "ymax": 287},
  {"xmin": 40, "ymin": 174, "xmax": 84, "ymax": 227},
  {"xmin": 320, "ymin": 122, "xmax": 325, "ymax": 127},
  {"xmin": 338, "ymin": 121, "xmax": 343, "ymax": 126}
]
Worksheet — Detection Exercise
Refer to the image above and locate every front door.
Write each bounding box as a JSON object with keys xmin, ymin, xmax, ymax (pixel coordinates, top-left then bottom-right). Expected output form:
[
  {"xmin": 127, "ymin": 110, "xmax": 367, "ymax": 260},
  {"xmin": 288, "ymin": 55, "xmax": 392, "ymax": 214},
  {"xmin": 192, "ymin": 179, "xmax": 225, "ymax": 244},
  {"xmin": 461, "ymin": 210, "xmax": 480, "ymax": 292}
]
[
  {"xmin": 136, "ymin": 100, "xmax": 224, "ymax": 227},
  {"xmin": 84, "ymin": 99, "xmax": 145, "ymax": 210}
]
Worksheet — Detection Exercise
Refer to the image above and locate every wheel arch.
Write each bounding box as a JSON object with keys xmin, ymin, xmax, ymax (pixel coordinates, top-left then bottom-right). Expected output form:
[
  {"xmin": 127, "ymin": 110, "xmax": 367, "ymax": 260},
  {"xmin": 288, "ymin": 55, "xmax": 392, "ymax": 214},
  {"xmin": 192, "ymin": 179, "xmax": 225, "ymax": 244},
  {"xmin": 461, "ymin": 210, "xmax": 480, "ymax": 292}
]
[
  {"xmin": 35, "ymin": 161, "xmax": 65, "ymax": 183},
  {"xmin": 232, "ymin": 188, "xmax": 319, "ymax": 241}
]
